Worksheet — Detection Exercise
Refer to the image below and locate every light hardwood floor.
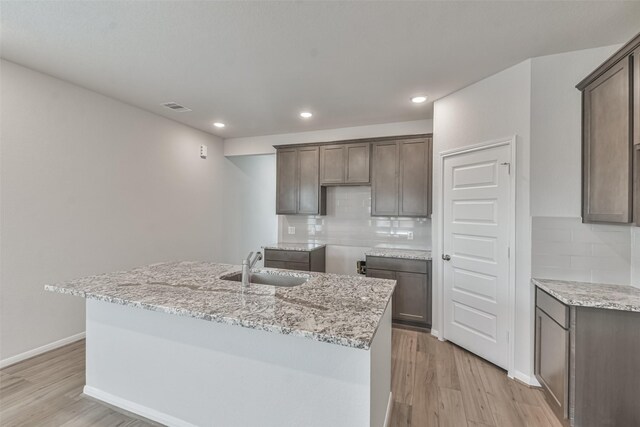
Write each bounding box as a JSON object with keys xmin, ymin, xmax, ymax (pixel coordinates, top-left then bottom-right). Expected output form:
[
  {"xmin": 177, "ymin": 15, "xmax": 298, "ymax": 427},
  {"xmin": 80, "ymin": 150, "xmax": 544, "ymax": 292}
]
[{"xmin": 0, "ymin": 329, "xmax": 561, "ymax": 427}]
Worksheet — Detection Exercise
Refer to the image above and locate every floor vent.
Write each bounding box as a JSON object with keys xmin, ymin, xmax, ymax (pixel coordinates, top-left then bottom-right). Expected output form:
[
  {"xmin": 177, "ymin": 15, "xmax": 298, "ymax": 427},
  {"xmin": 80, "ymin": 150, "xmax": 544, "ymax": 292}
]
[{"xmin": 161, "ymin": 102, "xmax": 192, "ymax": 112}]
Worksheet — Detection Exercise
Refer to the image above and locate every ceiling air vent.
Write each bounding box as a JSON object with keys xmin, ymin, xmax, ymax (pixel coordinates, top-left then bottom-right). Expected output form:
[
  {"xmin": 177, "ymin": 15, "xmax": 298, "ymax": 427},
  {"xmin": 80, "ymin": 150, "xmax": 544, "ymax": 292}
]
[{"xmin": 161, "ymin": 102, "xmax": 192, "ymax": 112}]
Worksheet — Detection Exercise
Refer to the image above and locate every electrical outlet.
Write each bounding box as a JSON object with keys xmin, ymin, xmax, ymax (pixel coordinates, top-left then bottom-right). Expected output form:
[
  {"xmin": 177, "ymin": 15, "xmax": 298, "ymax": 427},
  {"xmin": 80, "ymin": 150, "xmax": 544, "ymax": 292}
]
[
  {"xmin": 288, "ymin": 226, "xmax": 296, "ymax": 235},
  {"xmin": 407, "ymin": 231, "xmax": 414, "ymax": 240}
]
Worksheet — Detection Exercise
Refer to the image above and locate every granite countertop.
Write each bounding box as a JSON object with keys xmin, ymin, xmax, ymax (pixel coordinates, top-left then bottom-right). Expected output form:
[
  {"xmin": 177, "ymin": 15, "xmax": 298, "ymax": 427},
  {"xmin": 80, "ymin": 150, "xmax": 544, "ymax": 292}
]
[
  {"xmin": 45, "ymin": 261, "xmax": 394, "ymax": 349},
  {"xmin": 532, "ymin": 278, "xmax": 640, "ymax": 313},
  {"xmin": 364, "ymin": 247, "xmax": 432, "ymax": 261},
  {"xmin": 263, "ymin": 243, "xmax": 326, "ymax": 251}
]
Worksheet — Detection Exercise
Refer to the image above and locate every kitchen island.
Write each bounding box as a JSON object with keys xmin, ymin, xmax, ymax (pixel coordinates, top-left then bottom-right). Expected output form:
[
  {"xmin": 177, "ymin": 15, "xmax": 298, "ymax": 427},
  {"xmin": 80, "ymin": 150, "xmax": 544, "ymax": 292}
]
[{"xmin": 45, "ymin": 261, "xmax": 395, "ymax": 427}]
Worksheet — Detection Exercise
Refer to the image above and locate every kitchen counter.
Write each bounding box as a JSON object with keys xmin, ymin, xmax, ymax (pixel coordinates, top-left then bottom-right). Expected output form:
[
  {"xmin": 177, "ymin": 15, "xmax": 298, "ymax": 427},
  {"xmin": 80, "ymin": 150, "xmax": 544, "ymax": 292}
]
[
  {"xmin": 365, "ymin": 247, "xmax": 432, "ymax": 261},
  {"xmin": 262, "ymin": 242, "xmax": 326, "ymax": 251},
  {"xmin": 46, "ymin": 261, "xmax": 394, "ymax": 426},
  {"xmin": 45, "ymin": 261, "xmax": 394, "ymax": 349},
  {"xmin": 532, "ymin": 277, "xmax": 640, "ymax": 312}
]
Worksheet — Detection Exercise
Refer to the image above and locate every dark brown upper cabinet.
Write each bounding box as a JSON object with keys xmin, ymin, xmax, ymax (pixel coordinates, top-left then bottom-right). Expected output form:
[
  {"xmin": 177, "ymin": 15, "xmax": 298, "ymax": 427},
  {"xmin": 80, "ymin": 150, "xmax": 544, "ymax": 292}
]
[
  {"xmin": 276, "ymin": 148, "xmax": 298, "ymax": 214},
  {"xmin": 577, "ymin": 32, "xmax": 640, "ymax": 225},
  {"xmin": 276, "ymin": 146, "xmax": 326, "ymax": 215},
  {"xmin": 320, "ymin": 143, "xmax": 370, "ymax": 185},
  {"xmin": 276, "ymin": 134, "xmax": 430, "ymax": 216},
  {"xmin": 372, "ymin": 136, "xmax": 432, "ymax": 217},
  {"xmin": 371, "ymin": 141, "xmax": 399, "ymax": 216}
]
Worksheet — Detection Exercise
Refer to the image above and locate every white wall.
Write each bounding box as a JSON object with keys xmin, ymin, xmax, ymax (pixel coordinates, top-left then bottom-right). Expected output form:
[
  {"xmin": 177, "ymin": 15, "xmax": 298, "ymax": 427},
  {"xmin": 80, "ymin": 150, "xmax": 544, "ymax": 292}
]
[
  {"xmin": 223, "ymin": 154, "xmax": 278, "ymax": 266},
  {"xmin": 530, "ymin": 45, "xmax": 619, "ymax": 217},
  {"xmin": 433, "ymin": 59, "xmax": 533, "ymax": 382},
  {"xmin": 0, "ymin": 60, "xmax": 240, "ymax": 364},
  {"xmin": 528, "ymin": 45, "xmax": 640, "ymax": 288},
  {"xmin": 224, "ymin": 119, "xmax": 433, "ymax": 156},
  {"xmin": 631, "ymin": 228, "xmax": 640, "ymax": 288}
]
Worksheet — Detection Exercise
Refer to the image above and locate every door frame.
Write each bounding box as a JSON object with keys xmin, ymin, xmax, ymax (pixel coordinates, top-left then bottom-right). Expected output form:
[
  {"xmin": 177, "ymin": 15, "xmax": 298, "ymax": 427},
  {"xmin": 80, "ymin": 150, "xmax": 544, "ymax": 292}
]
[{"xmin": 436, "ymin": 136, "xmax": 517, "ymax": 376}]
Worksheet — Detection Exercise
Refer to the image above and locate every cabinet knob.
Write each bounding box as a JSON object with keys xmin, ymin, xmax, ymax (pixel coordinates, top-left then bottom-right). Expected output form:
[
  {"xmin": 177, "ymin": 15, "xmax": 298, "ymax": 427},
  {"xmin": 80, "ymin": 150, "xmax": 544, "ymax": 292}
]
[{"xmin": 442, "ymin": 254, "xmax": 451, "ymax": 261}]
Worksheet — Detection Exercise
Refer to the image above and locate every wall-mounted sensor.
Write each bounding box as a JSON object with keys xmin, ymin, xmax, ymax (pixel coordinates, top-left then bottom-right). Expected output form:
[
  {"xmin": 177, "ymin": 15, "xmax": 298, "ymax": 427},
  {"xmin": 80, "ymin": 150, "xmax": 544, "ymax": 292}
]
[{"xmin": 200, "ymin": 145, "xmax": 207, "ymax": 159}]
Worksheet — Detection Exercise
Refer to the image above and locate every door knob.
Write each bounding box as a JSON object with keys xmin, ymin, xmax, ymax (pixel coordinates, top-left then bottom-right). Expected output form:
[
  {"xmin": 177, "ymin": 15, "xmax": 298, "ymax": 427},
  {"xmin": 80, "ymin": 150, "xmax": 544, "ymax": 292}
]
[{"xmin": 442, "ymin": 254, "xmax": 451, "ymax": 261}]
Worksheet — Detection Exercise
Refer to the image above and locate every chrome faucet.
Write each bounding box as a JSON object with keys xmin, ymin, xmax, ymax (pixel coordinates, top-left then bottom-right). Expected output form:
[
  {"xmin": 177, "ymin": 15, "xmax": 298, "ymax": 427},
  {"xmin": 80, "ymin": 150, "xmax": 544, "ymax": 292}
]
[{"xmin": 242, "ymin": 251, "xmax": 263, "ymax": 286}]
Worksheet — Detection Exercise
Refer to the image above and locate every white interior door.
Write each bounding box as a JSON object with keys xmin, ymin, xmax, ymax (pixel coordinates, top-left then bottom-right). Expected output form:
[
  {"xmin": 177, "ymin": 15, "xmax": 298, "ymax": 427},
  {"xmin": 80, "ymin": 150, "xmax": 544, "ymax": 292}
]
[{"xmin": 442, "ymin": 143, "xmax": 511, "ymax": 369}]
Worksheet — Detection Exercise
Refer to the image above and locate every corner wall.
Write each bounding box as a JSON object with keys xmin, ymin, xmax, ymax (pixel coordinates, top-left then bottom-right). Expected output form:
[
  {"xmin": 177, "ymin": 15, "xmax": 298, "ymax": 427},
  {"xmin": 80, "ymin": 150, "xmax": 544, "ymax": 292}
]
[
  {"xmin": 433, "ymin": 59, "xmax": 532, "ymax": 382},
  {"xmin": 0, "ymin": 60, "xmax": 240, "ymax": 365},
  {"xmin": 433, "ymin": 44, "xmax": 626, "ymax": 384}
]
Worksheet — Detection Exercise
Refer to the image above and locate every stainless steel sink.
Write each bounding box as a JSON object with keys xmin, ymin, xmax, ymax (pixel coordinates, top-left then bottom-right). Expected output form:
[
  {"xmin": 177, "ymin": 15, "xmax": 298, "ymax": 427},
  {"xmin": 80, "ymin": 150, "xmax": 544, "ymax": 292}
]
[{"xmin": 220, "ymin": 271, "xmax": 308, "ymax": 287}]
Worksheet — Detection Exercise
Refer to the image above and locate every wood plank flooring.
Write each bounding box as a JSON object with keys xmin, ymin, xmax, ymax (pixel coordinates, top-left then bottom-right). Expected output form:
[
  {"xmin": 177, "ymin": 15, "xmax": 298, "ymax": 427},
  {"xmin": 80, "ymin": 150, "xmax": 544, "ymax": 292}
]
[
  {"xmin": 0, "ymin": 329, "xmax": 561, "ymax": 426},
  {"xmin": 391, "ymin": 328, "xmax": 562, "ymax": 427}
]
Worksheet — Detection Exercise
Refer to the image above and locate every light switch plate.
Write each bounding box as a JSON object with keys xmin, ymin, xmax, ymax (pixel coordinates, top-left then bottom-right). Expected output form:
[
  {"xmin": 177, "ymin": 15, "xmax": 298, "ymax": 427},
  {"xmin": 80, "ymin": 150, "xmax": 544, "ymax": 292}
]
[
  {"xmin": 200, "ymin": 145, "xmax": 207, "ymax": 159},
  {"xmin": 407, "ymin": 231, "xmax": 414, "ymax": 240},
  {"xmin": 288, "ymin": 227, "xmax": 295, "ymax": 234}
]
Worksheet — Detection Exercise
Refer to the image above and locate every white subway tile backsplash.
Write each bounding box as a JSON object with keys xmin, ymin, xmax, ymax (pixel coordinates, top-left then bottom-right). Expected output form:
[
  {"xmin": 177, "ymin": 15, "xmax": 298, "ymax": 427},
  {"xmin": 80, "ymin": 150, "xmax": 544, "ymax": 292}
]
[
  {"xmin": 534, "ymin": 267, "xmax": 592, "ymax": 282},
  {"xmin": 279, "ymin": 186, "xmax": 431, "ymax": 249},
  {"xmin": 532, "ymin": 217, "xmax": 631, "ymax": 285},
  {"xmin": 532, "ymin": 228, "xmax": 572, "ymax": 243}
]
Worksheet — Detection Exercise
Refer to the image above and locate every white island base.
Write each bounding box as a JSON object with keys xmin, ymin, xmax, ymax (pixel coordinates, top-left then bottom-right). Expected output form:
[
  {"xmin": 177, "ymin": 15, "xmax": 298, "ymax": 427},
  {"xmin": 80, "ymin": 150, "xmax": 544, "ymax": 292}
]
[{"xmin": 83, "ymin": 299, "xmax": 392, "ymax": 427}]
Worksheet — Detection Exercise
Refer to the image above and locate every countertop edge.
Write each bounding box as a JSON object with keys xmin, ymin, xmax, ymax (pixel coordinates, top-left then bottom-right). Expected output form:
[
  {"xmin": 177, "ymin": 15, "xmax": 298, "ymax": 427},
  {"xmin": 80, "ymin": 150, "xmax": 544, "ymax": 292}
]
[
  {"xmin": 262, "ymin": 243, "xmax": 327, "ymax": 252},
  {"xmin": 364, "ymin": 250, "xmax": 432, "ymax": 261},
  {"xmin": 531, "ymin": 278, "xmax": 640, "ymax": 313},
  {"xmin": 44, "ymin": 284, "xmax": 375, "ymax": 350}
]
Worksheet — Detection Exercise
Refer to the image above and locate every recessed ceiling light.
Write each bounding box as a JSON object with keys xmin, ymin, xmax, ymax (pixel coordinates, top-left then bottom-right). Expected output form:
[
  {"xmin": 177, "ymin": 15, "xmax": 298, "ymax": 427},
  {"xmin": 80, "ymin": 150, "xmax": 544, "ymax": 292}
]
[
  {"xmin": 411, "ymin": 96, "xmax": 427, "ymax": 104},
  {"xmin": 299, "ymin": 111, "xmax": 313, "ymax": 118},
  {"xmin": 213, "ymin": 122, "xmax": 225, "ymax": 128}
]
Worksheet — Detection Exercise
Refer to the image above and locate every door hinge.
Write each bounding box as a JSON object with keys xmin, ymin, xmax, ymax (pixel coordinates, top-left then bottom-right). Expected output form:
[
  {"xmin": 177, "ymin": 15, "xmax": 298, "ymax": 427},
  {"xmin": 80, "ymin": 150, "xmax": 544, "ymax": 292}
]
[
  {"xmin": 506, "ymin": 331, "xmax": 510, "ymax": 343},
  {"xmin": 500, "ymin": 162, "xmax": 511, "ymax": 174},
  {"xmin": 507, "ymin": 247, "xmax": 510, "ymax": 258}
]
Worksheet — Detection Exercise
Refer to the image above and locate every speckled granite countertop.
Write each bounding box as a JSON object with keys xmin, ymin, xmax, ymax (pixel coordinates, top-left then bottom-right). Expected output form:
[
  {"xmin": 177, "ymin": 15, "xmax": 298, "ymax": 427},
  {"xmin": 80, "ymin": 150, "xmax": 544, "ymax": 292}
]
[
  {"xmin": 365, "ymin": 248, "xmax": 432, "ymax": 261},
  {"xmin": 263, "ymin": 243, "xmax": 326, "ymax": 251},
  {"xmin": 45, "ymin": 261, "xmax": 394, "ymax": 349},
  {"xmin": 532, "ymin": 278, "xmax": 640, "ymax": 313}
]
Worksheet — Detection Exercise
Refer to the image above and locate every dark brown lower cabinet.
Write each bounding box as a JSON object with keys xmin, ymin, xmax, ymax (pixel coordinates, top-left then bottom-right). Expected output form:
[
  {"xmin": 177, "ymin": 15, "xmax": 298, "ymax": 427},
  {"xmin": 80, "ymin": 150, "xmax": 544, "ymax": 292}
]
[
  {"xmin": 264, "ymin": 247, "xmax": 326, "ymax": 272},
  {"xmin": 535, "ymin": 287, "xmax": 640, "ymax": 427},
  {"xmin": 366, "ymin": 257, "xmax": 431, "ymax": 328}
]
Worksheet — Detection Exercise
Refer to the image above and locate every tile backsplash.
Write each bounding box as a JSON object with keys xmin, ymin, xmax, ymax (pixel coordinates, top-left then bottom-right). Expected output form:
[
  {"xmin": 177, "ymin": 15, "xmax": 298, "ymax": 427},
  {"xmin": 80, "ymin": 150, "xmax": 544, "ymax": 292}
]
[
  {"xmin": 279, "ymin": 186, "xmax": 431, "ymax": 249},
  {"xmin": 532, "ymin": 217, "xmax": 631, "ymax": 285}
]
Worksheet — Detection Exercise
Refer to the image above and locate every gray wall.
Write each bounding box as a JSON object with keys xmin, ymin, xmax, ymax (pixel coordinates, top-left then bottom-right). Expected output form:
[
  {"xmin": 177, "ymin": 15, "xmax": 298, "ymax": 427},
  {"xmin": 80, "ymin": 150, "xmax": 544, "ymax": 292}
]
[{"xmin": 0, "ymin": 59, "xmax": 245, "ymax": 363}]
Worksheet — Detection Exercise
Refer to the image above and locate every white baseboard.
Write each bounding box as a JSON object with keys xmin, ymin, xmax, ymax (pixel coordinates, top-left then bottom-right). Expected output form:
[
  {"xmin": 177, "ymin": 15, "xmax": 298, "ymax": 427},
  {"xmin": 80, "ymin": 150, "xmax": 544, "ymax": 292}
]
[
  {"xmin": 383, "ymin": 391, "xmax": 393, "ymax": 427},
  {"xmin": 0, "ymin": 332, "xmax": 86, "ymax": 369},
  {"xmin": 509, "ymin": 369, "xmax": 541, "ymax": 387},
  {"xmin": 84, "ymin": 386, "xmax": 198, "ymax": 427},
  {"xmin": 430, "ymin": 328, "xmax": 445, "ymax": 341}
]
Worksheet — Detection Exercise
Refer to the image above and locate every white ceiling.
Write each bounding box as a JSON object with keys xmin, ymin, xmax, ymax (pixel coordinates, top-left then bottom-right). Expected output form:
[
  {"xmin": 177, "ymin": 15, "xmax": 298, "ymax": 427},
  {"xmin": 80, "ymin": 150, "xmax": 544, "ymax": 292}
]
[{"xmin": 2, "ymin": 1, "xmax": 640, "ymax": 138}]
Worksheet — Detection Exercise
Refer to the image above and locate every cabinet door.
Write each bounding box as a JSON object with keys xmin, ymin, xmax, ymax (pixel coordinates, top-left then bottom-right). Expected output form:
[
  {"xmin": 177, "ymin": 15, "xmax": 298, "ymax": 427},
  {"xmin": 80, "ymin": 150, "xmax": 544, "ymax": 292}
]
[
  {"xmin": 583, "ymin": 58, "xmax": 632, "ymax": 223},
  {"xmin": 297, "ymin": 146, "xmax": 322, "ymax": 214},
  {"xmin": 320, "ymin": 145, "xmax": 345, "ymax": 184},
  {"xmin": 345, "ymin": 143, "xmax": 370, "ymax": 184},
  {"xmin": 394, "ymin": 272, "xmax": 428, "ymax": 325},
  {"xmin": 399, "ymin": 138, "xmax": 431, "ymax": 217},
  {"xmin": 535, "ymin": 308, "xmax": 569, "ymax": 421},
  {"xmin": 371, "ymin": 141, "xmax": 399, "ymax": 216},
  {"xmin": 276, "ymin": 148, "xmax": 298, "ymax": 214}
]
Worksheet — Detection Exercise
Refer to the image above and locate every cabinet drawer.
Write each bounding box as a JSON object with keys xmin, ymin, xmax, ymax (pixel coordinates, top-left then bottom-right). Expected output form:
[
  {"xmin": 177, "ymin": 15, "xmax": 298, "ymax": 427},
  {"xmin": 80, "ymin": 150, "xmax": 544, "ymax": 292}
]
[
  {"xmin": 264, "ymin": 260, "xmax": 309, "ymax": 271},
  {"xmin": 536, "ymin": 288, "xmax": 569, "ymax": 329},
  {"xmin": 264, "ymin": 249, "xmax": 309, "ymax": 263},
  {"xmin": 366, "ymin": 268, "xmax": 396, "ymax": 280},
  {"xmin": 366, "ymin": 256, "xmax": 427, "ymax": 274}
]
